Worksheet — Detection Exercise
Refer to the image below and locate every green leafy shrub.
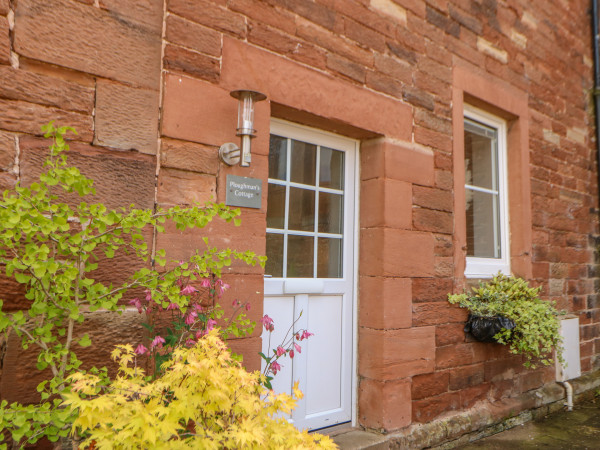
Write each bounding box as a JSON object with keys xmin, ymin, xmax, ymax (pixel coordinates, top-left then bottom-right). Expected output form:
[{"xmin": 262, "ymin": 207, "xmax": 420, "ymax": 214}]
[
  {"xmin": 448, "ymin": 274, "xmax": 563, "ymax": 369},
  {"xmin": 64, "ymin": 331, "xmax": 336, "ymax": 449},
  {"xmin": 0, "ymin": 123, "xmax": 264, "ymax": 446}
]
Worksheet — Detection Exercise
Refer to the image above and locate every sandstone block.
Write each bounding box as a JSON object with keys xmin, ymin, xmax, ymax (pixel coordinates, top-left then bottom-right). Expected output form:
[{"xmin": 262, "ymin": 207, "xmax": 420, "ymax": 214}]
[
  {"xmin": 0, "ymin": 0, "xmax": 9, "ymax": 15},
  {"xmin": 449, "ymin": 363, "xmax": 485, "ymax": 390},
  {"xmin": 361, "ymin": 139, "xmax": 435, "ymax": 186},
  {"xmin": 0, "ymin": 99, "xmax": 93, "ymax": 141},
  {"xmin": 0, "ymin": 129, "xmax": 15, "ymax": 170},
  {"xmin": 221, "ymin": 38, "xmax": 411, "ymax": 141},
  {"xmin": 359, "ymin": 378, "xmax": 411, "ymax": 431},
  {"xmin": 157, "ymin": 168, "xmax": 216, "ymax": 206},
  {"xmin": 0, "ymin": 66, "xmax": 94, "ymax": 114},
  {"xmin": 412, "ymin": 391, "xmax": 461, "ymax": 423},
  {"xmin": 0, "ymin": 15, "xmax": 9, "ymax": 65},
  {"xmin": 160, "ymin": 138, "xmax": 219, "ymax": 175},
  {"xmin": 359, "ymin": 326, "xmax": 435, "ymax": 379},
  {"xmin": 360, "ymin": 178, "xmax": 411, "ymax": 229},
  {"xmin": 360, "ymin": 228, "xmax": 435, "ymax": 277},
  {"xmin": 20, "ymin": 137, "xmax": 156, "ymax": 209},
  {"xmin": 412, "ymin": 302, "xmax": 467, "ymax": 327},
  {"xmin": 14, "ymin": 0, "xmax": 161, "ymax": 89},
  {"xmin": 435, "ymin": 323, "xmax": 466, "ymax": 347},
  {"xmin": 94, "ymin": 80, "xmax": 160, "ymax": 154},
  {"xmin": 359, "ymin": 276, "xmax": 411, "ymax": 329},
  {"xmin": 412, "ymin": 371, "xmax": 449, "ymax": 400},
  {"xmin": 166, "ymin": 14, "xmax": 221, "ymax": 57},
  {"xmin": 164, "ymin": 44, "xmax": 220, "ymax": 82},
  {"xmin": 412, "ymin": 277, "xmax": 453, "ymax": 303},
  {"xmin": 228, "ymin": 336, "xmax": 261, "ymax": 372},
  {"xmin": 99, "ymin": 0, "xmax": 163, "ymax": 33},
  {"xmin": 0, "ymin": 310, "xmax": 146, "ymax": 405},
  {"xmin": 168, "ymin": 0, "xmax": 246, "ymax": 37}
]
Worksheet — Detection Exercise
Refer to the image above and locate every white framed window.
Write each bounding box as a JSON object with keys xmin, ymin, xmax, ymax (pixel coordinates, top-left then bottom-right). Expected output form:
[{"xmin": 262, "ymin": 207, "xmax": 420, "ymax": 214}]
[{"xmin": 464, "ymin": 106, "xmax": 510, "ymax": 278}]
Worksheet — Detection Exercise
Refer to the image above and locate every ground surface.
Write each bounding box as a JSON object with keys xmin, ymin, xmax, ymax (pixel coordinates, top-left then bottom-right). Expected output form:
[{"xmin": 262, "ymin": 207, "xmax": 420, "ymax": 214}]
[{"xmin": 457, "ymin": 400, "xmax": 600, "ymax": 449}]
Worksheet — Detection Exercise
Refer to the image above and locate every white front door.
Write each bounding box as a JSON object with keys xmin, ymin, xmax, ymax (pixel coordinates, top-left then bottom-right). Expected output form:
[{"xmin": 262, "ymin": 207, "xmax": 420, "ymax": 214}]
[{"xmin": 263, "ymin": 119, "xmax": 357, "ymax": 431}]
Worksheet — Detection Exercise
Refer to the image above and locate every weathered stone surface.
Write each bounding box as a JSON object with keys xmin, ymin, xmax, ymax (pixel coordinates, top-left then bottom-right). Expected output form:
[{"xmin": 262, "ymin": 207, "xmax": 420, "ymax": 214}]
[
  {"xmin": 0, "ymin": 310, "xmax": 146, "ymax": 404},
  {"xmin": 0, "ymin": 0, "xmax": 9, "ymax": 15},
  {"xmin": 0, "ymin": 129, "xmax": 15, "ymax": 170},
  {"xmin": 165, "ymin": 14, "xmax": 221, "ymax": 57},
  {"xmin": 0, "ymin": 99, "xmax": 93, "ymax": 140},
  {"xmin": 359, "ymin": 276, "xmax": 412, "ymax": 329},
  {"xmin": 228, "ymin": 336, "xmax": 261, "ymax": 372},
  {"xmin": 359, "ymin": 326, "xmax": 435, "ymax": 380},
  {"xmin": 360, "ymin": 178, "xmax": 411, "ymax": 229},
  {"xmin": 359, "ymin": 377, "xmax": 411, "ymax": 431},
  {"xmin": 20, "ymin": 137, "xmax": 156, "ymax": 209},
  {"xmin": 168, "ymin": 0, "xmax": 246, "ymax": 37},
  {"xmin": 0, "ymin": 171, "xmax": 16, "ymax": 191},
  {"xmin": 160, "ymin": 138, "xmax": 219, "ymax": 175},
  {"xmin": 14, "ymin": 0, "xmax": 162, "ymax": 89},
  {"xmin": 157, "ymin": 168, "xmax": 216, "ymax": 206},
  {"xmin": 0, "ymin": 66, "xmax": 94, "ymax": 113},
  {"xmin": 0, "ymin": 15, "xmax": 9, "ymax": 65},
  {"xmin": 94, "ymin": 80, "xmax": 160, "ymax": 154},
  {"xmin": 164, "ymin": 44, "xmax": 220, "ymax": 82},
  {"xmin": 99, "ymin": 0, "xmax": 163, "ymax": 33}
]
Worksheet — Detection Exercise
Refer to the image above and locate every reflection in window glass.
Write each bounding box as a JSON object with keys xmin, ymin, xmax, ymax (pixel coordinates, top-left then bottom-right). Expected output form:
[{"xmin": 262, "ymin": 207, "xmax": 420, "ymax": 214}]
[
  {"xmin": 320, "ymin": 147, "xmax": 344, "ymax": 189},
  {"xmin": 265, "ymin": 233, "xmax": 284, "ymax": 277},
  {"xmin": 266, "ymin": 183, "xmax": 286, "ymax": 229},
  {"xmin": 269, "ymin": 135, "xmax": 287, "ymax": 180},
  {"xmin": 287, "ymin": 235, "xmax": 314, "ymax": 278},
  {"xmin": 288, "ymin": 187, "xmax": 315, "ymax": 231},
  {"xmin": 317, "ymin": 238, "xmax": 342, "ymax": 278},
  {"xmin": 465, "ymin": 190, "xmax": 499, "ymax": 258},
  {"xmin": 318, "ymin": 192, "xmax": 343, "ymax": 234},
  {"xmin": 290, "ymin": 140, "xmax": 317, "ymax": 185}
]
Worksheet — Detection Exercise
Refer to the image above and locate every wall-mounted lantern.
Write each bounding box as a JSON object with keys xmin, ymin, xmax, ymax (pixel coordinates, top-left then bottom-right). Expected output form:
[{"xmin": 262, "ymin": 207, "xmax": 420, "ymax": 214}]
[{"xmin": 219, "ymin": 89, "xmax": 267, "ymax": 167}]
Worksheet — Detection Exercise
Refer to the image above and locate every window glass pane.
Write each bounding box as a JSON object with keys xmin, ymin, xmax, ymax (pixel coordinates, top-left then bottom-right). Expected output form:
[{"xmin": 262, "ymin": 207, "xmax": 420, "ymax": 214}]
[
  {"xmin": 466, "ymin": 189, "xmax": 500, "ymax": 258},
  {"xmin": 266, "ymin": 183, "xmax": 286, "ymax": 229},
  {"xmin": 319, "ymin": 147, "xmax": 344, "ymax": 189},
  {"xmin": 290, "ymin": 140, "xmax": 317, "ymax": 185},
  {"xmin": 288, "ymin": 187, "xmax": 315, "ymax": 231},
  {"xmin": 318, "ymin": 192, "xmax": 343, "ymax": 234},
  {"xmin": 464, "ymin": 122, "xmax": 497, "ymax": 190},
  {"xmin": 265, "ymin": 233, "xmax": 284, "ymax": 277},
  {"xmin": 317, "ymin": 238, "xmax": 342, "ymax": 278},
  {"xmin": 269, "ymin": 135, "xmax": 287, "ymax": 180},
  {"xmin": 287, "ymin": 235, "xmax": 314, "ymax": 277}
]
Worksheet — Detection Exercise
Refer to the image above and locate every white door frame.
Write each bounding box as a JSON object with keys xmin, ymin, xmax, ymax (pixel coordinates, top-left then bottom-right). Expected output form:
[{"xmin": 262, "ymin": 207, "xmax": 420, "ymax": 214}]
[{"xmin": 264, "ymin": 118, "xmax": 359, "ymax": 430}]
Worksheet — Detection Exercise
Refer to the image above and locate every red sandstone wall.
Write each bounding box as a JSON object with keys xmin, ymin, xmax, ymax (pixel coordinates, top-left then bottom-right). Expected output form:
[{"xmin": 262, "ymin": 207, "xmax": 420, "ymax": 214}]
[{"xmin": 0, "ymin": 0, "xmax": 598, "ymax": 440}]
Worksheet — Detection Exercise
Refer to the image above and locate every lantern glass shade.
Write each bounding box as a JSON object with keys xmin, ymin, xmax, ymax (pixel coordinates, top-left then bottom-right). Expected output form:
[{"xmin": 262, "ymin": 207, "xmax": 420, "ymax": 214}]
[{"xmin": 230, "ymin": 90, "xmax": 266, "ymax": 137}]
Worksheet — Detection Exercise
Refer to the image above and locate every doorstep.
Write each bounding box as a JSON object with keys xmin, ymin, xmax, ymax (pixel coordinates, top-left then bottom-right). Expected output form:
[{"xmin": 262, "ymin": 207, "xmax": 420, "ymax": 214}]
[{"xmin": 331, "ymin": 428, "xmax": 388, "ymax": 449}]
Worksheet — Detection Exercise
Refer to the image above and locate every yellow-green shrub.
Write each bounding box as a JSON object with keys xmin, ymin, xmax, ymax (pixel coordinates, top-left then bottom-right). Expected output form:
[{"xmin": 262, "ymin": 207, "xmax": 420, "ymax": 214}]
[{"xmin": 64, "ymin": 330, "xmax": 337, "ymax": 449}]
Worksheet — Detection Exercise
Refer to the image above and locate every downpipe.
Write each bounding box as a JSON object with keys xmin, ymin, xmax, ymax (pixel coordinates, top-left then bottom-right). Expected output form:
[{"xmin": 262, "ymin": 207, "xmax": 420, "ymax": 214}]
[{"xmin": 560, "ymin": 381, "xmax": 574, "ymax": 411}]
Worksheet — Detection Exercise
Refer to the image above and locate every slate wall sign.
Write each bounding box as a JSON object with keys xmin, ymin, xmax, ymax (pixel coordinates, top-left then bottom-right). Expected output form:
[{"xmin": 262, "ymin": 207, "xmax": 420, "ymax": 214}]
[{"xmin": 225, "ymin": 175, "xmax": 262, "ymax": 209}]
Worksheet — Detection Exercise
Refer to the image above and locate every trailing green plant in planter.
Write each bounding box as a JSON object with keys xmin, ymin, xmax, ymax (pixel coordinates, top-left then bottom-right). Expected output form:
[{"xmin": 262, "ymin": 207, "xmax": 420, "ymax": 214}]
[{"xmin": 448, "ymin": 274, "xmax": 564, "ymax": 369}]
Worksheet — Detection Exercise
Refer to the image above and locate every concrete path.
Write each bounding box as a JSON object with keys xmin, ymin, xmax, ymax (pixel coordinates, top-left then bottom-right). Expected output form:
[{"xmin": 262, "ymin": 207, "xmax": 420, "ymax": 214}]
[{"xmin": 456, "ymin": 400, "xmax": 600, "ymax": 449}]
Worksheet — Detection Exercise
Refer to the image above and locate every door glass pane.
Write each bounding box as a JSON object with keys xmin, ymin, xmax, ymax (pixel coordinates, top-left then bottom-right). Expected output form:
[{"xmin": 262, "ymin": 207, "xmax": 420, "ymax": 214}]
[
  {"xmin": 288, "ymin": 187, "xmax": 315, "ymax": 231},
  {"xmin": 318, "ymin": 192, "xmax": 343, "ymax": 234},
  {"xmin": 266, "ymin": 183, "xmax": 286, "ymax": 229},
  {"xmin": 317, "ymin": 238, "xmax": 342, "ymax": 278},
  {"xmin": 287, "ymin": 235, "xmax": 314, "ymax": 277},
  {"xmin": 464, "ymin": 121, "xmax": 497, "ymax": 190},
  {"xmin": 466, "ymin": 189, "xmax": 500, "ymax": 258},
  {"xmin": 265, "ymin": 233, "xmax": 284, "ymax": 277},
  {"xmin": 290, "ymin": 140, "xmax": 316, "ymax": 185},
  {"xmin": 320, "ymin": 147, "xmax": 344, "ymax": 189},
  {"xmin": 269, "ymin": 135, "xmax": 287, "ymax": 180}
]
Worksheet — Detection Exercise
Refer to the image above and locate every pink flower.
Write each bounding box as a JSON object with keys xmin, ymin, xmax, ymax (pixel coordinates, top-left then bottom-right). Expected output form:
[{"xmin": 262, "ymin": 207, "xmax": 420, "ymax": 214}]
[
  {"xmin": 195, "ymin": 329, "xmax": 207, "ymax": 339},
  {"xmin": 185, "ymin": 311, "xmax": 198, "ymax": 325},
  {"xmin": 232, "ymin": 299, "xmax": 240, "ymax": 307},
  {"xmin": 294, "ymin": 343, "xmax": 302, "ymax": 354},
  {"xmin": 270, "ymin": 361, "xmax": 282, "ymax": 375},
  {"xmin": 260, "ymin": 315, "xmax": 274, "ymax": 332},
  {"xmin": 206, "ymin": 318, "xmax": 217, "ymax": 331},
  {"xmin": 301, "ymin": 330, "xmax": 313, "ymax": 340},
  {"xmin": 276, "ymin": 346, "xmax": 286, "ymax": 357},
  {"xmin": 289, "ymin": 350, "xmax": 295, "ymax": 359},
  {"xmin": 181, "ymin": 285, "xmax": 198, "ymax": 295},
  {"xmin": 200, "ymin": 278, "xmax": 211, "ymax": 288},
  {"xmin": 145, "ymin": 290, "xmax": 152, "ymax": 301},
  {"xmin": 215, "ymin": 279, "xmax": 230, "ymax": 296},
  {"xmin": 134, "ymin": 344, "xmax": 148, "ymax": 355},
  {"xmin": 185, "ymin": 339, "xmax": 196, "ymax": 347},
  {"xmin": 194, "ymin": 304, "xmax": 205, "ymax": 313},
  {"xmin": 151, "ymin": 335, "xmax": 166, "ymax": 349},
  {"xmin": 245, "ymin": 302, "xmax": 251, "ymax": 311},
  {"xmin": 166, "ymin": 302, "xmax": 179, "ymax": 310},
  {"xmin": 129, "ymin": 298, "xmax": 142, "ymax": 314}
]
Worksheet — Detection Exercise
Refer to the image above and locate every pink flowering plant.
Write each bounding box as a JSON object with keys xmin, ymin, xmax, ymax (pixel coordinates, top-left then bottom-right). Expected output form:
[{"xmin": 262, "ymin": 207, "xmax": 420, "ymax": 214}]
[
  {"xmin": 259, "ymin": 313, "xmax": 313, "ymax": 389},
  {"xmin": 132, "ymin": 272, "xmax": 255, "ymax": 374}
]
